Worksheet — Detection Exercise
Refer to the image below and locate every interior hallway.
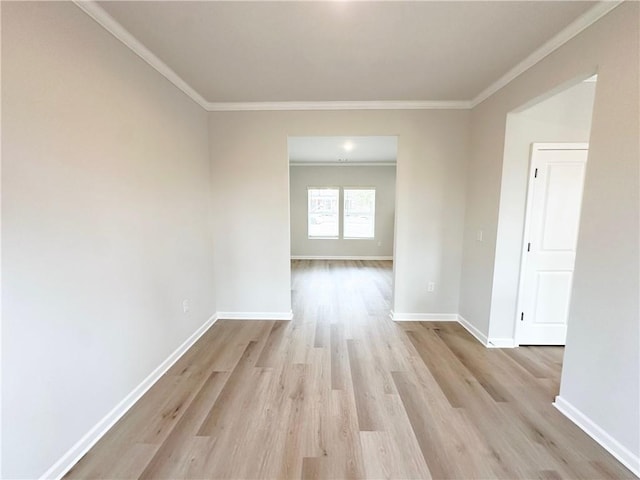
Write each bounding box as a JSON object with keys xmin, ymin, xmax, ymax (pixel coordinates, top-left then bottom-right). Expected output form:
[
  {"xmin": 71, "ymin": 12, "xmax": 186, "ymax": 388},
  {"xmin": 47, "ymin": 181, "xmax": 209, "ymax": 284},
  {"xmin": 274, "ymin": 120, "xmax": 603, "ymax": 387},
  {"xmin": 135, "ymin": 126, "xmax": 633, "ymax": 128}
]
[{"xmin": 65, "ymin": 260, "xmax": 633, "ymax": 478}]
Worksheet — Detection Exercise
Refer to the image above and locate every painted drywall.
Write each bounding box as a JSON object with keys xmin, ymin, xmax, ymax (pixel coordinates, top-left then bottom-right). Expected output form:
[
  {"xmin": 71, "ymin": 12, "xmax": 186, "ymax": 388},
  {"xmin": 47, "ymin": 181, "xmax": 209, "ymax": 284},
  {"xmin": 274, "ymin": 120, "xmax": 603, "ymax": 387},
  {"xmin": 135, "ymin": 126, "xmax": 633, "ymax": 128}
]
[
  {"xmin": 290, "ymin": 165, "xmax": 396, "ymax": 258},
  {"xmin": 488, "ymin": 81, "xmax": 596, "ymax": 342},
  {"xmin": 209, "ymin": 109, "xmax": 469, "ymax": 316},
  {"xmin": 1, "ymin": 3, "xmax": 215, "ymax": 478},
  {"xmin": 459, "ymin": 2, "xmax": 638, "ymax": 463}
]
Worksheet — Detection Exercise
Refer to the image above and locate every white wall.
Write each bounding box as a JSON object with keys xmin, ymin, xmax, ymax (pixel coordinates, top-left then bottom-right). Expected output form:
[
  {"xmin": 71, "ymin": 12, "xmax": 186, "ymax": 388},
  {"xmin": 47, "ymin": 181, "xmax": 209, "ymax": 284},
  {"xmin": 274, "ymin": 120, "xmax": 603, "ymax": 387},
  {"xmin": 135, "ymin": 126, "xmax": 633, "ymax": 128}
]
[
  {"xmin": 209, "ymin": 110, "xmax": 469, "ymax": 316},
  {"xmin": 459, "ymin": 2, "xmax": 638, "ymax": 466},
  {"xmin": 290, "ymin": 165, "xmax": 396, "ymax": 258},
  {"xmin": 1, "ymin": 3, "xmax": 215, "ymax": 478},
  {"xmin": 488, "ymin": 81, "xmax": 596, "ymax": 343}
]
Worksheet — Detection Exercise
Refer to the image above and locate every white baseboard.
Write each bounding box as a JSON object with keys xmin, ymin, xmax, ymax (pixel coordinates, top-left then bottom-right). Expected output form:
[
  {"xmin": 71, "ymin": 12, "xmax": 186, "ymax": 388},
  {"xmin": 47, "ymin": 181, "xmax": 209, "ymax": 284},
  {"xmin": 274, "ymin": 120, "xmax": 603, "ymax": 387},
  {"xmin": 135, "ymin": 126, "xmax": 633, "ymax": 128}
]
[
  {"xmin": 554, "ymin": 396, "xmax": 640, "ymax": 477},
  {"xmin": 40, "ymin": 314, "xmax": 219, "ymax": 480},
  {"xmin": 390, "ymin": 311, "xmax": 458, "ymax": 322},
  {"xmin": 291, "ymin": 255, "xmax": 393, "ymax": 260},
  {"xmin": 486, "ymin": 337, "xmax": 517, "ymax": 348},
  {"xmin": 216, "ymin": 310, "xmax": 294, "ymax": 321},
  {"xmin": 457, "ymin": 314, "xmax": 489, "ymax": 346},
  {"xmin": 391, "ymin": 312, "xmax": 517, "ymax": 349}
]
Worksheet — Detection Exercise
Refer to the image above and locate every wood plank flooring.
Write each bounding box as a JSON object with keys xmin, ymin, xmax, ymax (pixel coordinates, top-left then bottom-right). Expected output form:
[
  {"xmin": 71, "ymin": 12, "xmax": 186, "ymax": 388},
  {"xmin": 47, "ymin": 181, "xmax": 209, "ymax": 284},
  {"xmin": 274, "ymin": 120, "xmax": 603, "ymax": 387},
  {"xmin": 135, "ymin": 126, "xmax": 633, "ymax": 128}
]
[{"xmin": 65, "ymin": 260, "xmax": 634, "ymax": 479}]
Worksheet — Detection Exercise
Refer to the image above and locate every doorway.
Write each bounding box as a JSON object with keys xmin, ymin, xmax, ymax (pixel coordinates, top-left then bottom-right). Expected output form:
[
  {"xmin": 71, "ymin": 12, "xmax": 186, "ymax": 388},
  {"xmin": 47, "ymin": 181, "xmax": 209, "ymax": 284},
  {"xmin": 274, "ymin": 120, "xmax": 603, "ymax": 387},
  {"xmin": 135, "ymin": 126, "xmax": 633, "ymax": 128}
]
[
  {"xmin": 489, "ymin": 74, "xmax": 598, "ymax": 348},
  {"xmin": 287, "ymin": 136, "xmax": 398, "ymax": 314},
  {"xmin": 287, "ymin": 136, "xmax": 397, "ymax": 261}
]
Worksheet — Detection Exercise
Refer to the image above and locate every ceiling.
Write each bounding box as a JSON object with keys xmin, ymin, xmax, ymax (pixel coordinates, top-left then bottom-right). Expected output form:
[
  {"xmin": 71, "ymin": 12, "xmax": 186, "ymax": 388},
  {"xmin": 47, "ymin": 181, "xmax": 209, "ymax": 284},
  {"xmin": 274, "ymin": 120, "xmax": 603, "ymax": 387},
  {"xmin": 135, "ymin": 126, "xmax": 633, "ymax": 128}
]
[
  {"xmin": 289, "ymin": 136, "xmax": 398, "ymax": 165},
  {"xmin": 96, "ymin": 1, "xmax": 597, "ymax": 105}
]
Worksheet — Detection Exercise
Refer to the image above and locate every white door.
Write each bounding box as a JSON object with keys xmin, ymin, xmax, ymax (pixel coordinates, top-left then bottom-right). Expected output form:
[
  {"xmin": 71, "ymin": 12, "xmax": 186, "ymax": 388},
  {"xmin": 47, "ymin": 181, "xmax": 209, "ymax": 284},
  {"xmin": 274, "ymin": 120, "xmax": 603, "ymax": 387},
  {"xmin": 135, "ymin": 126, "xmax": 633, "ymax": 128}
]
[{"xmin": 517, "ymin": 143, "xmax": 588, "ymax": 345}]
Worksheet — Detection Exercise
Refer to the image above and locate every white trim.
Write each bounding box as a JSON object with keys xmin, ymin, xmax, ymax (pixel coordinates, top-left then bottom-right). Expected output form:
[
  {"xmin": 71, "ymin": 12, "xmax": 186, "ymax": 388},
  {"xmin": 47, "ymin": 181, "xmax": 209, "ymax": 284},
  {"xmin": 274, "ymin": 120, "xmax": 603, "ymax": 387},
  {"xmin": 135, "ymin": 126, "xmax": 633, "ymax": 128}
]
[
  {"xmin": 513, "ymin": 142, "xmax": 541, "ymax": 346},
  {"xmin": 457, "ymin": 314, "xmax": 489, "ymax": 346},
  {"xmin": 291, "ymin": 255, "xmax": 392, "ymax": 261},
  {"xmin": 486, "ymin": 337, "xmax": 517, "ymax": 349},
  {"xmin": 389, "ymin": 313, "xmax": 517, "ymax": 349},
  {"xmin": 73, "ymin": 1, "xmax": 619, "ymax": 113},
  {"xmin": 290, "ymin": 162, "xmax": 396, "ymax": 167},
  {"xmin": 0, "ymin": 2, "xmax": 3, "ymax": 475},
  {"xmin": 207, "ymin": 100, "xmax": 470, "ymax": 112},
  {"xmin": 392, "ymin": 314, "xmax": 517, "ymax": 348},
  {"xmin": 216, "ymin": 311, "xmax": 294, "ymax": 321},
  {"xmin": 470, "ymin": 2, "xmax": 622, "ymax": 108},
  {"xmin": 532, "ymin": 142, "xmax": 589, "ymax": 151},
  {"xmin": 554, "ymin": 396, "xmax": 640, "ymax": 477},
  {"xmin": 390, "ymin": 312, "xmax": 458, "ymax": 322},
  {"xmin": 72, "ymin": 1, "xmax": 208, "ymax": 110},
  {"xmin": 40, "ymin": 314, "xmax": 219, "ymax": 480}
]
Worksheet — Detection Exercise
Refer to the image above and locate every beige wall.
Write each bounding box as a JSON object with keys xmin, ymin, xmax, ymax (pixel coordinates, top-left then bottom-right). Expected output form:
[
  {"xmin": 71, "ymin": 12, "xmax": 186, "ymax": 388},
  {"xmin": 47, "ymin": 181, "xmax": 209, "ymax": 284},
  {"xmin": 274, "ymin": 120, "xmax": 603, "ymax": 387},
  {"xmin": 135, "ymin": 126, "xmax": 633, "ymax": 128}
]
[
  {"xmin": 459, "ymin": 2, "xmax": 638, "ymax": 460},
  {"xmin": 209, "ymin": 109, "xmax": 469, "ymax": 316},
  {"xmin": 1, "ymin": 3, "xmax": 215, "ymax": 478},
  {"xmin": 289, "ymin": 165, "xmax": 396, "ymax": 258},
  {"xmin": 3, "ymin": 1, "xmax": 638, "ymax": 478}
]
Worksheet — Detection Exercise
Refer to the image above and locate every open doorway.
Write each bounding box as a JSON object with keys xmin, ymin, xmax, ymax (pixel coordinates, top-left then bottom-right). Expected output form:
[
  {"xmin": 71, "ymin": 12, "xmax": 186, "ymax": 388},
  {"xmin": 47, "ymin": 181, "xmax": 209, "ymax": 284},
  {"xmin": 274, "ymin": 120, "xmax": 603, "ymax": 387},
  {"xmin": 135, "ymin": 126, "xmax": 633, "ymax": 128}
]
[
  {"xmin": 490, "ymin": 75, "xmax": 597, "ymax": 350},
  {"xmin": 287, "ymin": 136, "xmax": 398, "ymax": 314},
  {"xmin": 288, "ymin": 136, "xmax": 397, "ymax": 260}
]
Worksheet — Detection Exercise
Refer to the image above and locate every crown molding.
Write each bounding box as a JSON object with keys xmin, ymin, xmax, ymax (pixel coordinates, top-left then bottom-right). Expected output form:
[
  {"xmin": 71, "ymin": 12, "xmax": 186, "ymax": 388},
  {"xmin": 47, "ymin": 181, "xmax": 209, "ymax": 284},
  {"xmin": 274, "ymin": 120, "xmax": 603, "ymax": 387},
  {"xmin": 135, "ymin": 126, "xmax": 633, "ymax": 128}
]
[
  {"xmin": 72, "ymin": 1, "xmax": 209, "ymax": 110},
  {"xmin": 205, "ymin": 100, "xmax": 471, "ymax": 111},
  {"xmin": 73, "ymin": 1, "xmax": 467, "ymax": 111},
  {"xmin": 74, "ymin": 0, "xmax": 620, "ymax": 113},
  {"xmin": 290, "ymin": 162, "xmax": 396, "ymax": 167},
  {"xmin": 470, "ymin": 1, "xmax": 622, "ymax": 108}
]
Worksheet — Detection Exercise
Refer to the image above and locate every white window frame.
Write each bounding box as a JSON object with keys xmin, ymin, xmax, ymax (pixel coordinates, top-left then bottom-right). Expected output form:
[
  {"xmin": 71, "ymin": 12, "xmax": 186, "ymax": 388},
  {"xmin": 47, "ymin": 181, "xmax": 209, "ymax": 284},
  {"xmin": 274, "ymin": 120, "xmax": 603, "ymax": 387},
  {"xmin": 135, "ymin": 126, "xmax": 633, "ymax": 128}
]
[
  {"xmin": 343, "ymin": 187, "xmax": 376, "ymax": 240},
  {"xmin": 307, "ymin": 187, "xmax": 340, "ymax": 239}
]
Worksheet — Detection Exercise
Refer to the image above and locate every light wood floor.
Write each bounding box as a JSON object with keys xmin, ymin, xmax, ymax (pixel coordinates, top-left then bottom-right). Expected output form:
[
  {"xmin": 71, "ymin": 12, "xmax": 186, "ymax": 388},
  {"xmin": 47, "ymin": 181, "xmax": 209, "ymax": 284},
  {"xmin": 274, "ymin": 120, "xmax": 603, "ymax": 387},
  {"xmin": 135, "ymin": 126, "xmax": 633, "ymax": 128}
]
[{"xmin": 66, "ymin": 260, "xmax": 634, "ymax": 479}]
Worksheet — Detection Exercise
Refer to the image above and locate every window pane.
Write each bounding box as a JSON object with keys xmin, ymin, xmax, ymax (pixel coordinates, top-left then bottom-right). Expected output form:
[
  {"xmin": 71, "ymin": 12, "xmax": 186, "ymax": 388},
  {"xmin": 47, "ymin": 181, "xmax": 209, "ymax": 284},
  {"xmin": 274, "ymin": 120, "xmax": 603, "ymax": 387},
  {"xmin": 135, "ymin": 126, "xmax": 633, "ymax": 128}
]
[
  {"xmin": 308, "ymin": 188, "xmax": 339, "ymax": 238},
  {"xmin": 344, "ymin": 189, "xmax": 375, "ymax": 238}
]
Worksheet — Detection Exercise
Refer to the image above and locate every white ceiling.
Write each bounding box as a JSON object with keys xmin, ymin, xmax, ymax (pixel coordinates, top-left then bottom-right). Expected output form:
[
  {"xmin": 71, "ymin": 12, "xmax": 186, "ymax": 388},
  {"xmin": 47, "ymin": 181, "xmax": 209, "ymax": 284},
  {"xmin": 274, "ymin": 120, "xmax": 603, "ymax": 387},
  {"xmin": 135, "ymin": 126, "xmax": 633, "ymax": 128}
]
[
  {"xmin": 96, "ymin": 1, "xmax": 597, "ymax": 104},
  {"xmin": 289, "ymin": 136, "xmax": 398, "ymax": 165}
]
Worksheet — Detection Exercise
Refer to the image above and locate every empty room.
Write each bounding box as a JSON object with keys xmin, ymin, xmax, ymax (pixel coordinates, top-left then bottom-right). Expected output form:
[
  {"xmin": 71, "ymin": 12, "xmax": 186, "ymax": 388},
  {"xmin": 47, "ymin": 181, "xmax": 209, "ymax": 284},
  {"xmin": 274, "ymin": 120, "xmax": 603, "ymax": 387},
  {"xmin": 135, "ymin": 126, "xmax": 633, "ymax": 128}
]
[{"xmin": 1, "ymin": 1, "xmax": 638, "ymax": 479}]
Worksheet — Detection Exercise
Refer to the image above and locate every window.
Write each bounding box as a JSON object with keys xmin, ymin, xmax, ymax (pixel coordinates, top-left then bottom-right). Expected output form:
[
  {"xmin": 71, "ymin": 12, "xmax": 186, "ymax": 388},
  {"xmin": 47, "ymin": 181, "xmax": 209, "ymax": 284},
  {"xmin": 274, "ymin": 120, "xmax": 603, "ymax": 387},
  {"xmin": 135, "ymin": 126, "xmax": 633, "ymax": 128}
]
[
  {"xmin": 308, "ymin": 187, "xmax": 376, "ymax": 239},
  {"xmin": 344, "ymin": 189, "xmax": 376, "ymax": 238},
  {"xmin": 308, "ymin": 188, "xmax": 339, "ymax": 238}
]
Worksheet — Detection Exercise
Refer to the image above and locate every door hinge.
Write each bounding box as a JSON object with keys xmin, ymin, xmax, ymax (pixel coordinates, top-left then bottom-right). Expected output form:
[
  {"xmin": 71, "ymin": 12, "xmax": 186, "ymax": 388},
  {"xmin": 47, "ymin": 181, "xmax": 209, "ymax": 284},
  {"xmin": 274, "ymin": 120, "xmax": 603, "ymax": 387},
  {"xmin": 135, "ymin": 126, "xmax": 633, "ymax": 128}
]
[
  {"xmin": 520, "ymin": 312, "xmax": 524, "ymax": 321},
  {"xmin": 527, "ymin": 242, "xmax": 531, "ymax": 252},
  {"xmin": 534, "ymin": 168, "xmax": 538, "ymax": 178}
]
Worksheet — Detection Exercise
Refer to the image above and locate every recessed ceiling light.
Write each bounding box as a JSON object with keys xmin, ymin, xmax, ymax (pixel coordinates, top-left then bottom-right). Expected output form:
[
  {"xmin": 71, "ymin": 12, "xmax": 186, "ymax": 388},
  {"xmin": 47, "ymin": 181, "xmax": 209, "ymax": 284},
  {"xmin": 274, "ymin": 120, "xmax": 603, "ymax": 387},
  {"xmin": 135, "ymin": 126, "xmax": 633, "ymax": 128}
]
[{"xmin": 343, "ymin": 141, "xmax": 354, "ymax": 152}]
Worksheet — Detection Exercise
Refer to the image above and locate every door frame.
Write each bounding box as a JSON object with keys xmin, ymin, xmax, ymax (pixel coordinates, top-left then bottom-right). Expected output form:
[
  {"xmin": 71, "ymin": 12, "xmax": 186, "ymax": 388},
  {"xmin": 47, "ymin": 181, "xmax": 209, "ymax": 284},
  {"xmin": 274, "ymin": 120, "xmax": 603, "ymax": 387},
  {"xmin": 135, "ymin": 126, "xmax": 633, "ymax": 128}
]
[{"xmin": 514, "ymin": 142, "xmax": 589, "ymax": 346}]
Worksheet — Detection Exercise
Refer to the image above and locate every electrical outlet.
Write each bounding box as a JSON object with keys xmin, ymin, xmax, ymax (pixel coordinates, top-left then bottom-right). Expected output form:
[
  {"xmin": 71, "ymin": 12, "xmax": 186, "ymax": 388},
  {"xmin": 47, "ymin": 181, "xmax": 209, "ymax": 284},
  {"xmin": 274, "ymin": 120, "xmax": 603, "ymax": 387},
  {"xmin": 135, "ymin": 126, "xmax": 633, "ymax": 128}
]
[
  {"xmin": 182, "ymin": 299, "xmax": 190, "ymax": 313},
  {"xmin": 377, "ymin": 241, "xmax": 382, "ymax": 247},
  {"xmin": 428, "ymin": 282, "xmax": 435, "ymax": 292},
  {"xmin": 477, "ymin": 230, "xmax": 483, "ymax": 242}
]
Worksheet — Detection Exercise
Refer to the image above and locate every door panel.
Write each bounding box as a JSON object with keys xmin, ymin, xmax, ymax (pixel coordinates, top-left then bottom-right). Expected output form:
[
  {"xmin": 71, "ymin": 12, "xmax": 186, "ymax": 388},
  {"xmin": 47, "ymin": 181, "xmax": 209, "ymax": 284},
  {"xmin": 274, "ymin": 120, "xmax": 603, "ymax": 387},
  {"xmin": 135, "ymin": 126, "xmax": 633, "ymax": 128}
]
[
  {"xmin": 540, "ymin": 162, "xmax": 586, "ymax": 251},
  {"xmin": 518, "ymin": 144, "xmax": 588, "ymax": 345},
  {"xmin": 532, "ymin": 271, "xmax": 573, "ymax": 325}
]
